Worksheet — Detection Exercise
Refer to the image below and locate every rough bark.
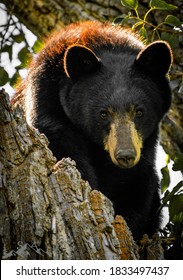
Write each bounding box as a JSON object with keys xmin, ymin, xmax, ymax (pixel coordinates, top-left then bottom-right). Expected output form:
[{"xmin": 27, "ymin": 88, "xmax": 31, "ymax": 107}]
[
  {"xmin": 1, "ymin": 0, "xmax": 183, "ymax": 159},
  {"xmin": 0, "ymin": 88, "xmax": 143, "ymax": 260}
]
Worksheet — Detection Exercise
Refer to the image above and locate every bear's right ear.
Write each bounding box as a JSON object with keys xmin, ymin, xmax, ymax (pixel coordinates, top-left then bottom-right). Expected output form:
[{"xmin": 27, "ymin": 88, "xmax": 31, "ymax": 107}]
[{"xmin": 64, "ymin": 44, "xmax": 101, "ymax": 80}]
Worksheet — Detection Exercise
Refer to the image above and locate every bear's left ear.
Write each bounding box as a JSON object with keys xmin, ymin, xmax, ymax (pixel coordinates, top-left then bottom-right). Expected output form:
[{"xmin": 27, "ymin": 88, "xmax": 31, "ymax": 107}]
[
  {"xmin": 135, "ymin": 41, "xmax": 173, "ymax": 77},
  {"xmin": 64, "ymin": 44, "xmax": 101, "ymax": 80}
]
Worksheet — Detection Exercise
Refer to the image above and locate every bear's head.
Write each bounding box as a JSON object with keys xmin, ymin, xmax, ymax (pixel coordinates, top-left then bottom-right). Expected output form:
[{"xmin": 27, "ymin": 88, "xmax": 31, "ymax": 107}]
[{"xmin": 61, "ymin": 42, "xmax": 172, "ymax": 169}]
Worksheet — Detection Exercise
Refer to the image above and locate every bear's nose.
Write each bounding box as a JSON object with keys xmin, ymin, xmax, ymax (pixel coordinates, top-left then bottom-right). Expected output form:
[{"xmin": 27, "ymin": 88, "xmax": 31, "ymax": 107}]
[{"xmin": 115, "ymin": 149, "xmax": 136, "ymax": 168}]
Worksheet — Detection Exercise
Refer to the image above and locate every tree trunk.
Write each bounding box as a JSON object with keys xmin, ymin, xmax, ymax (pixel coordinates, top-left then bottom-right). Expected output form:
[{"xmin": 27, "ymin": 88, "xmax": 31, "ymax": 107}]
[
  {"xmin": 1, "ymin": 0, "xmax": 126, "ymax": 38},
  {"xmin": 0, "ymin": 88, "xmax": 165, "ymax": 260},
  {"xmin": 1, "ymin": 0, "xmax": 183, "ymax": 159},
  {"xmin": 0, "ymin": 88, "xmax": 141, "ymax": 260}
]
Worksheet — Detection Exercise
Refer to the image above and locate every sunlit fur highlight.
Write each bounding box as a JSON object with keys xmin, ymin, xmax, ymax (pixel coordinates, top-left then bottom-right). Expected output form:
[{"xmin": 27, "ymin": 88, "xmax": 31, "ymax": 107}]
[
  {"xmin": 104, "ymin": 122, "xmax": 118, "ymax": 166},
  {"xmin": 129, "ymin": 120, "xmax": 143, "ymax": 166}
]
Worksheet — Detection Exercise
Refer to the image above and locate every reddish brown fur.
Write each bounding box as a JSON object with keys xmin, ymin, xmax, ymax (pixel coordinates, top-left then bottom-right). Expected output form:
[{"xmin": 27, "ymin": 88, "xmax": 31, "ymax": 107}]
[
  {"xmin": 39, "ymin": 21, "xmax": 143, "ymax": 60},
  {"xmin": 12, "ymin": 21, "xmax": 144, "ymax": 107}
]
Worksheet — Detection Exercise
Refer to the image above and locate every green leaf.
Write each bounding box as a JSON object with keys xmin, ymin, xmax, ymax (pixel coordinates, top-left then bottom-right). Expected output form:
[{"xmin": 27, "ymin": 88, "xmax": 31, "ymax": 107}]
[
  {"xmin": 0, "ymin": 67, "xmax": 9, "ymax": 86},
  {"xmin": 173, "ymin": 153, "xmax": 183, "ymax": 172},
  {"xmin": 161, "ymin": 181, "xmax": 183, "ymax": 206},
  {"xmin": 161, "ymin": 165, "xmax": 170, "ymax": 193},
  {"xmin": 161, "ymin": 189, "xmax": 170, "ymax": 206},
  {"xmin": 32, "ymin": 39, "xmax": 43, "ymax": 54},
  {"xmin": 164, "ymin": 15, "xmax": 182, "ymax": 27},
  {"xmin": 169, "ymin": 194, "xmax": 183, "ymax": 222},
  {"xmin": 1, "ymin": 44, "xmax": 13, "ymax": 61},
  {"xmin": 10, "ymin": 71, "xmax": 20, "ymax": 87},
  {"xmin": 138, "ymin": 26, "xmax": 148, "ymax": 39},
  {"xmin": 150, "ymin": 0, "xmax": 177, "ymax": 10},
  {"xmin": 18, "ymin": 46, "xmax": 30, "ymax": 67},
  {"xmin": 12, "ymin": 32, "xmax": 25, "ymax": 43},
  {"xmin": 121, "ymin": 0, "xmax": 138, "ymax": 10}
]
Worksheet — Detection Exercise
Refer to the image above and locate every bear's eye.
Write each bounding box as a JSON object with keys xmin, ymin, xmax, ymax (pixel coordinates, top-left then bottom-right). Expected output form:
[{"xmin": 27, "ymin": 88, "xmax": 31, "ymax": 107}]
[
  {"xmin": 100, "ymin": 110, "xmax": 108, "ymax": 120},
  {"xmin": 135, "ymin": 109, "xmax": 143, "ymax": 118}
]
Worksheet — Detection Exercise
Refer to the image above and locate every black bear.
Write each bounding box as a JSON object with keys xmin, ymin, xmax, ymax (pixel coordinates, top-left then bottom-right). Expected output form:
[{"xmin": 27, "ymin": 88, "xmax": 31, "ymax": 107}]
[{"xmin": 13, "ymin": 21, "xmax": 172, "ymax": 241}]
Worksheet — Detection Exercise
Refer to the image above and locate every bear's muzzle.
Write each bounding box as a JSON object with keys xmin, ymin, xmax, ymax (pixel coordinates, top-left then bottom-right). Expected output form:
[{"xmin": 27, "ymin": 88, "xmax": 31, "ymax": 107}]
[{"xmin": 104, "ymin": 113, "xmax": 142, "ymax": 169}]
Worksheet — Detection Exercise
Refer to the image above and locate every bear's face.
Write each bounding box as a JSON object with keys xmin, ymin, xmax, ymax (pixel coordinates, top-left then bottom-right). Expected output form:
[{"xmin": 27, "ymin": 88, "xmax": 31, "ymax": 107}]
[{"xmin": 61, "ymin": 42, "xmax": 172, "ymax": 169}]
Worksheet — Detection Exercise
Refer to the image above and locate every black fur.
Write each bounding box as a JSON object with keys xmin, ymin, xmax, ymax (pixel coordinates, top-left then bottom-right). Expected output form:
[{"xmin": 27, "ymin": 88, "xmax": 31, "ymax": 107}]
[{"xmin": 13, "ymin": 21, "xmax": 172, "ymax": 240}]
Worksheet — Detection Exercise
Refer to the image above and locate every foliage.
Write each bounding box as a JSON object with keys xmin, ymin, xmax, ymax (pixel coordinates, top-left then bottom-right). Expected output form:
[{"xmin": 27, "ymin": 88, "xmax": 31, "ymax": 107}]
[
  {"xmin": 161, "ymin": 153, "xmax": 183, "ymax": 225},
  {"xmin": 0, "ymin": 4, "xmax": 41, "ymax": 88},
  {"xmin": 114, "ymin": 0, "xmax": 183, "ymax": 47},
  {"xmin": 160, "ymin": 153, "xmax": 183, "ymax": 257}
]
